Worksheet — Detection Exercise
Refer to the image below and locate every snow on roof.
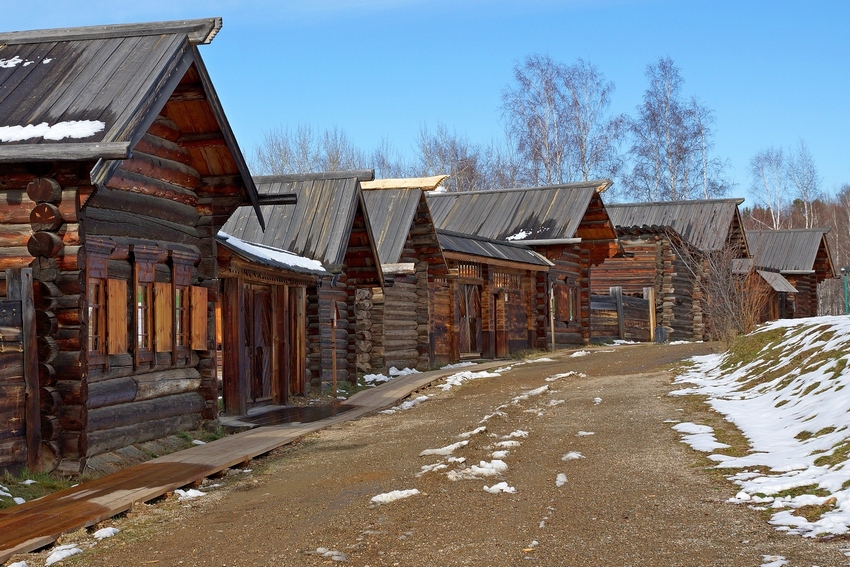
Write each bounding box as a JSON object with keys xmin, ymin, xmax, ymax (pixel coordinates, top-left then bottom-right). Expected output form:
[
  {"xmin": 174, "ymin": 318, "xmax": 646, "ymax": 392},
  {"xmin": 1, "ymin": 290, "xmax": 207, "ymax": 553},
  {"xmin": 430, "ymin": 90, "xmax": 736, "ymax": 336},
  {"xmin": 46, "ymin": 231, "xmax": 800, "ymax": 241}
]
[{"xmin": 217, "ymin": 231, "xmax": 327, "ymax": 275}]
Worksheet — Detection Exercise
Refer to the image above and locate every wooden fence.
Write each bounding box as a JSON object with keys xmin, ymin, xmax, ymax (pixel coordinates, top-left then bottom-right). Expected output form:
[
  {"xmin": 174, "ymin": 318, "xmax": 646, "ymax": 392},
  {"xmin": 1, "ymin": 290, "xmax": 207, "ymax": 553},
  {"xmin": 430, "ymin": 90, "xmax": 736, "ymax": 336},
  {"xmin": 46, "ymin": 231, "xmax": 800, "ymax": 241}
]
[
  {"xmin": 590, "ymin": 286, "xmax": 655, "ymax": 342},
  {"xmin": 0, "ymin": 268, "xmax": 39, "ymax": 474}
]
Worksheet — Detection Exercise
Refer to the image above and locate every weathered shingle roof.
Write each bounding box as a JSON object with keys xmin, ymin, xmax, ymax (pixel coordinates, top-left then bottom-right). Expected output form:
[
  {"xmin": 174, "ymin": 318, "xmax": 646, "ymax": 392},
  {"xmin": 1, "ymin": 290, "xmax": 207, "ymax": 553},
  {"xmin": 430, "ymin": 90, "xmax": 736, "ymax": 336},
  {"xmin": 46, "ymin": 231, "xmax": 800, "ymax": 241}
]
[
  {"xmin": 426, "ymin": 180, "xmax": 612, "ymax": 242},
  {"xmin": 216, "ymin": 232, "xmax": 327, "ymax": 277},
  {"xmin": 221, "ymin": 173, "xmax": 370, "ymax": 268},
  {"xmin": 606, "ymin": 198, "xmax": 745, "ymax": 252},
  {"xmin": 746, "ymin": 229, "xmax": 834, "ymax": 276},
  {"xmin": 438, "ymin": 230, "xmax": 552, "ymax": 267},
  {"xmin": 362, "ymin": 188, "xmax": 422, "ymax": 265}
]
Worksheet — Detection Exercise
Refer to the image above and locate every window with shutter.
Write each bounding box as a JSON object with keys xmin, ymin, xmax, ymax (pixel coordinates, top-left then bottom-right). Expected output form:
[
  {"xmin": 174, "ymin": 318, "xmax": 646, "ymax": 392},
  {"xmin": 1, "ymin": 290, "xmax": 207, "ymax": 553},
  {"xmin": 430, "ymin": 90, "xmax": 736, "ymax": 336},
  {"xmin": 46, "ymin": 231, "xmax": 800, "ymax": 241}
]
[
  {"xmin": 107, "ymin": 278, "xmax": 128, "ymax": 354},
  {"xmin": 154, "ymin": 281, "xmax": 173, "ymax": 352},
  {"xmin": 190, "ymin": 285, "xmax": 208, "ymax": 350}
]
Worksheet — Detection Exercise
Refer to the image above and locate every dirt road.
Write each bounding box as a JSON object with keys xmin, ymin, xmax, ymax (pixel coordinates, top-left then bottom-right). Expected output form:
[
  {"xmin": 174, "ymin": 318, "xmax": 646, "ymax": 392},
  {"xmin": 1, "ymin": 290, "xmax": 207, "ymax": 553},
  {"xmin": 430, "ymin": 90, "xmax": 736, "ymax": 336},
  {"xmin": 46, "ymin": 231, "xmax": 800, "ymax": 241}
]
[{"xmin": 44, "ymin": 343, "xmax": 849, "ymax": 566}]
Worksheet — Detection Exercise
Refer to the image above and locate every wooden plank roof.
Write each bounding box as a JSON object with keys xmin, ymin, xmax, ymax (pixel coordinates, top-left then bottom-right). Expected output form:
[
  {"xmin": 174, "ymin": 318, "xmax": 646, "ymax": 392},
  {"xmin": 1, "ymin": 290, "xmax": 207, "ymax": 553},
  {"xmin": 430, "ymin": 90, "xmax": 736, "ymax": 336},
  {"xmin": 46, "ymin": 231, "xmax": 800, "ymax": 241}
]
[
  {"xmin": 746, "ymin": 229, "xmax": 835, "ymax": 277},
  {"xmin": 362, "ymin": 188, "xmax": 422, "ymax": 265},
  {"xmin": 606, "ymin": 199, "xmax": 746, "ymax": 252},
  {"xmin": 221, "ymin": 173, "xmax": 373, "ymax": 269},
  {"xmin": 438, "ymin": 230, "xmax": 552, "ymax": 268},
  {"xmin": 426, "ymin": 180, "xmax": 612, "ymax": 242},
  {"xmin": 0, "ymin": 17, "xmax": 263, "ymax": 226}
]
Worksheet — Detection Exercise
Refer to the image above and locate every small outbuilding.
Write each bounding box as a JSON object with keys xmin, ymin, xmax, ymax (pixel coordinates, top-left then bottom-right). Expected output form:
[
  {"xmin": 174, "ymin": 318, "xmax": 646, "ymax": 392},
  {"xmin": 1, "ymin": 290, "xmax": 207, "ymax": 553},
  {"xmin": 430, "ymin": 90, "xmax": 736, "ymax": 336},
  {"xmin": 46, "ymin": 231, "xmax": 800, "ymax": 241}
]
[{"xmin": 220, "ymin": 171, "xmax": 383, "ymax": 391}]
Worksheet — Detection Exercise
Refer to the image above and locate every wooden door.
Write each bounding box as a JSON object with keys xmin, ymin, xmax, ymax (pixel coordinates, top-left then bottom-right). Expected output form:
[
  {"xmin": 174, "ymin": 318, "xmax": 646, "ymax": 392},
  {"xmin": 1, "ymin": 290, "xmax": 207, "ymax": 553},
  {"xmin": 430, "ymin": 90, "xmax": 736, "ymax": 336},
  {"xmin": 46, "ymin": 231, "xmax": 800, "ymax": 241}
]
[
  {"xmin": 247, "ymin": 284, "xmax": 273, "ymax": 406},
  {"xmin": 288, "ymin": 286, "xmax": 307, "ymax": 396},
  {"xmin": 458, "ymin": 284, "xmax": 482, "ymax": 357}
]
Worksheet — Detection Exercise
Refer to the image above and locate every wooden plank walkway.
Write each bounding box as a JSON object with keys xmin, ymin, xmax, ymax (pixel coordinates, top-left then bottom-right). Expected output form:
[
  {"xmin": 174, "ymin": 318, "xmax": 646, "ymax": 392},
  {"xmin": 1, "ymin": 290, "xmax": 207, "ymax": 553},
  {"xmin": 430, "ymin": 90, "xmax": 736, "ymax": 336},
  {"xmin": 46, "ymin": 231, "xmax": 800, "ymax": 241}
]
[{"xmin": 0, "ymin": 361, "xmax": 506, "ymax": 563}]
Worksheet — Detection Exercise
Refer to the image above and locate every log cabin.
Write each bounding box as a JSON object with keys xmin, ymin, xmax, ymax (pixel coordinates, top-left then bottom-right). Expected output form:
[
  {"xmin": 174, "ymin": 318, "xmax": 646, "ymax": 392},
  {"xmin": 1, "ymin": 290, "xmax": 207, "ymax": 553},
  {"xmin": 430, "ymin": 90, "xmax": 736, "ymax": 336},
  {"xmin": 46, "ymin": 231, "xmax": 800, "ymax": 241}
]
[
  {"xmin": 743, "ymin": 229, "xmax": 835, "ymax": 319},
  {"xmin": 595, "ymin": 198, "xmax": 749, "ymax": 340},
  {"xmin": 215, "ymin": 232, "xmax": 326, "ymax": 416},
  {"xmin": 0, "ymin": 18, "xmax": 265, "ymax": 474},
  {"xmin": 220, "ymin": 171, "xmax": 384, "ymax": 390},
  {"xmin": 427, "ymin": 181, "xmax": 619, "ymax": 349},
  {"xmin": 360, "ymin": 177, "xmax": 448, "ymax": 371}
]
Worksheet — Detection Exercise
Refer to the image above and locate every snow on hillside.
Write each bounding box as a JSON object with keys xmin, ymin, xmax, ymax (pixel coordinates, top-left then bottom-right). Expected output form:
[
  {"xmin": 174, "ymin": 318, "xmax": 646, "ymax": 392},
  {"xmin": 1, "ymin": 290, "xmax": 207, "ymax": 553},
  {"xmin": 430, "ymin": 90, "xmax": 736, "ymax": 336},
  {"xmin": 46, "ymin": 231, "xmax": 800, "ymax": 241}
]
[{"xmin": 672, "ymin": 316, "xmax": 850, "ymax": 537}]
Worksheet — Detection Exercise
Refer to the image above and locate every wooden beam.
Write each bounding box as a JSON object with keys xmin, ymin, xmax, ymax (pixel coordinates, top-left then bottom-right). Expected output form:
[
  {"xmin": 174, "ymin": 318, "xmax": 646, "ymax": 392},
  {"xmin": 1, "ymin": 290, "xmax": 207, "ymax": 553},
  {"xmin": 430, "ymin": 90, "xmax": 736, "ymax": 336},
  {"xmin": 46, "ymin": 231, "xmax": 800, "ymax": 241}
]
[
  {"xmin": 0, "ymin": 143, "xmax": 130, "ymax": 163},
  {"xmin": 0, "ymin": 17, "xmax": 222, "ymax": 45},
  {"xmin": 177, "ymin": 132, "xmax": 226, "ymax": 149},
  {"xmin": 443, "ymin": 251, "xmax": 550, "ymax": 272}
]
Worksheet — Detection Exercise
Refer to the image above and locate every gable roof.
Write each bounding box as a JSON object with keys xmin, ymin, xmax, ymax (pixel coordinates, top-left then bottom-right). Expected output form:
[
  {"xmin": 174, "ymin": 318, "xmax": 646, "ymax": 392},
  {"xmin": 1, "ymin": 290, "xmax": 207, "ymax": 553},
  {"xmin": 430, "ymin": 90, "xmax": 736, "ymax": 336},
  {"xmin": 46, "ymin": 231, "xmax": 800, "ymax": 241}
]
[
  {"xmin": 426, "ymin": 180, "xmax": 613, "ymax": 242},
  {"xmin": 746, "ymin": 229, "xmax": 835, "ymax": 277},
  {"xmin": 221, "ymin": 172, "xmax": 379, "ymax": 271},
  {"xmin": 362, "ymin": 188, "xmax": 423, "ymax": 265},
  {"xmin": 216, "ymin": 231, "xmax": 327, "ymax": 277},
  {"xmin": 0, "ymin": 18, "xmax": 263, "ymax": 227},
  {"xmin": 606, "ymin": 198, "xmax": 746, "ymax": 253}
]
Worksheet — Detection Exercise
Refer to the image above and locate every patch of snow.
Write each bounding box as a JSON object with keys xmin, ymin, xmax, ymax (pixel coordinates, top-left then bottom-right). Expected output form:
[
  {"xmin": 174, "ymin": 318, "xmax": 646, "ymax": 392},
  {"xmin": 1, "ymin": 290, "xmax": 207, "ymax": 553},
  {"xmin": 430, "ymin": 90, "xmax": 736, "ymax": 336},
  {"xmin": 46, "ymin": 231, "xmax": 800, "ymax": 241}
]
[
  {"xmin": 417, "ymin": 463, "xmax": 448, "ymax": 477},
  {"xmin": 192, "ymin": 439, "xmax": 206, "ymax": 445},
  {"xmin": 419, "ymin": 440, "xmax": 469, "ymax": 456},
  {"xmin": 21, "ymin": 479, "xmax": 37, "ymax": 485},
  {"xmin": 217, "ymin": 232, "xmax": 326, "ymax": 274},
  {"xmin": 562, "ymin": 451, "xmax": 585, "ymax": 461},
  {"xmin": 45, "ymin": 545, "xmax": 82, "ymax": 566},
  {"xmin": 0, "ymin": 120, "xmax": 105, "ymax": 142},
  {"xmin": 494, "ymin": 440, "xmax": 521, "ymax": 448},
  {"xmin": 491, "ymin": 450, "xmax": 509, "ymax": 459},
  {"xmin": 389, "ymin": 366, "xmax": 419, "ymax": 376},
  {"xmin": 671, "ymin": 422, "xmax": 731, "ymax": 452},
  {"xmin": 521, "ymin": 357, "xmax": 554, "ymax": 364},
  {"xmin": 760, "ymin": 555, "xmax": 787, "ymax": 567},
  {"xmin": 363, "ymin": 372, "xmax": 391, "ymax": 384},
  {"xmin": 483, "ymin": 481, "xmax": 516, "ymax": 493},
  {"xmin": 593, "ymin": 397, "xmax": 602, "ymax": 405},
  {"xmin": 438, "ymin": 369, "xmax": 501, "ymax": 391},
  {"xmin": 556, "ymin": 473, "xmax": 567, "ymax": 487},
  {"xmin": 479, "ymin": 410, "xmax": 506, "ymax": 423},
  {"xmin": 370, "ymin": 488, "xmax": 420, "ymax": 505},
  {"xmin": 458, "ymin": 426, "xmax": 486, "ymax": 438},
  {"xmin": 93, "ymin": 527, "xmax": 119, "ymax": 540},
  {"xmin": 8, "ymin": 561, "xmax": 29, "ymax": 567},
  {"xmin": 174, "ymin": 488, "xmax": 206, "ymax": 500},
  {"xmin": 441, "ymin": 361, "xmax": 476, "ymax": 369},
  {"xmin": 570, "ymin": 350, "xmax": 591, "ymax": 357},
  {"xmin": 381, "ymin": 395, "xmax": 430, "ymax": 414},
  {"xmin": 13, "ymin": 497, "xmax": 25, "ymax": 504},
  {"xmin": 43, "ymin": 58, "xmax": 53, "ymax": 64},
  {"xmin": 576, "ymin": 431, "xmax": 595, "ymax": 437},
  {"xmin": 0, "ymin": 56, "xmax": 24, "ymax": 68},
  {"xmin": 511, "ymin": 385, "xmax": 549, "ymax": 404},
  {"xmin": 505, "ymin": 229, "xmax": 531, "ymax": 241},
  {"xmin": 310, "ymin": 548, "xmax": 347, "ymax": 561},
  {"xmin": 503, "ymin": 430, "xmax": 529, "ymax": 439}
]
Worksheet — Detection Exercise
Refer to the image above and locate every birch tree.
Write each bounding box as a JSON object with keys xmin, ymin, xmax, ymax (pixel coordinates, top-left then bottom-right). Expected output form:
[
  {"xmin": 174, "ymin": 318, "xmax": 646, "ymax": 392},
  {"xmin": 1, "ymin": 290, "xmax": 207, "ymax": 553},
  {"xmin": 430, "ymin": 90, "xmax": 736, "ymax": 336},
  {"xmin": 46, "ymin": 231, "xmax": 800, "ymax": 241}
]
[
  {"xmin": 749, "ymin": 147, "xmax": 787, "ymax": 229},
  {"xmin": 623, "ymin": 57, "xmax": 727, "ymax": 201},
  {"xmin": 787, "ymin": 139, "xmax": 821, "ymax": 229}
]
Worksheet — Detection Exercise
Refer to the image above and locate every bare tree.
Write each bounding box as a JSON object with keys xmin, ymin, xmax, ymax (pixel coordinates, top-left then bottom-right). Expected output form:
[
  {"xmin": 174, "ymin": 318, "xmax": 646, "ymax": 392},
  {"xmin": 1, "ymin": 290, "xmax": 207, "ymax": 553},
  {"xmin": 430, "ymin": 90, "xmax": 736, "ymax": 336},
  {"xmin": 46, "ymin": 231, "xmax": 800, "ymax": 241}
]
[
  {"xmin": 623, "ymin": 57, "xmax": 728, "ymax": 201},
  {"xmin": 749, "ymin": 147, "xmax": 787, "ymax": 229},
  {"xmin": 500, "ymin": 55, "xmax": 623, "ymax": 186},
  {"xmin": 787, "ymin": 139, "xmax": 821, "ymax": 229},
  {"xmin": 415, "ymin": 123, "xmax": 485, "ymax": 192},
  {"xmin": 252, "ymin": 124, "xmax": 368, "ymax": 175}
]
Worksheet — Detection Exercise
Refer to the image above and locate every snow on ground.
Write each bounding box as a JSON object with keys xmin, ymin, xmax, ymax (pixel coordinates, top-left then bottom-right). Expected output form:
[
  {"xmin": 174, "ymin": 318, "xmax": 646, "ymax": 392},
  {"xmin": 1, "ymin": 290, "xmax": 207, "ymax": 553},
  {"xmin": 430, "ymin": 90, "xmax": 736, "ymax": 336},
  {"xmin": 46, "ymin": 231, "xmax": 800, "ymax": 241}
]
[
  {"xmin": 93, "ymin": 527, "xmax": 120, "ymax": 540},
  {"xmin": 593, "ymin": 397, "xmax": 602, "ymax": 405},
  {"xmin": 174, "ymin": 489, "xmax": 206, "ymax": 501},
  {"xmin": 576, "ymin": 431, "xmax": 595, "ymax": 437},
  {"xmin": 483, "ymin": 481, "xmax": 516, "ymax": 494},
  {"xmin": 556, "ymin": 473, "xmax": 567, "ymax": 487},
  {"xmin": 363, "ymin": 372, "xmax": 391, "ymax": 384},
  {"xmin": 308, "ymin": 547, "xmax": 348, "ymax": 561},
  {"xmin": 419, "ymin": 440, "xmax": 469, "ymax": 456},
  {"xmin": 441, "ymin": 361, "xmax": 477, "ymax": 369},
  {"xmin": 458, "ymin": 426, "xmax": 486, "ymax": 438},
  {"xmin": 672, "ymin": 316, "xmax": 850, "ymax": 537},
  {"xmin": 438, "ymin": 369, "xmax": 502, "ymax": 391},
  {"xmin": 569, "ymin": 350, "xmax": 591, "ymax": 357},
  {"xmin": 380, "ymin": 395, "xmax": 430, "ymax": 414},
  {"xmin": 370, "ymin": 489, "xmax": 420, "ymax": 505},
  {"xmin": 511, "ymin": 385, "xmax": 549, "ymax": 404},
  {"xmin": 760, "ymin": 556, "xmax": 787, "ymax": 567},
  {"xmin": 389, "ymin": 366, "xmax": 420, "ymax": 376},
  {"xmin": 562, "ymin": 451, "xmax": 585, "ymax": 461},
  {"xmin": 671, "ymin": 422, "xmax": 730, "ymax": 452},
  {"xmin": 45, "ymin": 544, "xmax": 82, "ymax": 566}
]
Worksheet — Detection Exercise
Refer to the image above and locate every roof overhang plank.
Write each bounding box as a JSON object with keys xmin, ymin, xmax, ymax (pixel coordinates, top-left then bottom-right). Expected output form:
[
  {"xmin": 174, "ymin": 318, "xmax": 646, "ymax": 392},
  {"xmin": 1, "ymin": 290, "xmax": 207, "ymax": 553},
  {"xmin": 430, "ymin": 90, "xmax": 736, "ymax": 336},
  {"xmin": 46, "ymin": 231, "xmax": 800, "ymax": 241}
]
[
  {"xmin": 0, "ymin": 142, "xmax": 131, "ymax": 163},
  {"xmin": 0, "ymin": 18, "xmax": 223, "ymax": 45},
  {"xmin": 443, "ymin": 250, "xmax": 551, "ymax": 272}
]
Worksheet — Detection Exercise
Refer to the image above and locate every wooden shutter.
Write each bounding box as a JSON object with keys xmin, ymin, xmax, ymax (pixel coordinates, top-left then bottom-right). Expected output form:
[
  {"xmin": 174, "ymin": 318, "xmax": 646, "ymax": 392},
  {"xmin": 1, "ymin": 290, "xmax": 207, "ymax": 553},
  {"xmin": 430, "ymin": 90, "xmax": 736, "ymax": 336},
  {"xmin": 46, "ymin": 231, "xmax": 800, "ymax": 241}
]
[
  {"xmin": 154, "ymin": 282, "xmax": 173, "ymax": 352},
  {"xmin": 106, "ymin": 279, "xmax": 128, "ymax": 354},
  {"xmin": 190, "ymin": 286, "xmax": 208, "ymax": 350},
  {"xmin": 554, "ymin": 281, "xmax": 571, "ymax": 322}
]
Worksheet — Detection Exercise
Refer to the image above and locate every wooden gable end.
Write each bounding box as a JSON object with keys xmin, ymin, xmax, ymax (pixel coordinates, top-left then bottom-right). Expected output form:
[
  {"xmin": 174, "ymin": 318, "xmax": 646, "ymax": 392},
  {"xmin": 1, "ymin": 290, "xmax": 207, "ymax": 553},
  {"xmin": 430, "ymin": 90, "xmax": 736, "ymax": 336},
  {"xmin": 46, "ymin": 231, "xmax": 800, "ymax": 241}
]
[
  {"xmin": 573, "ymin": 192, "xmax": 618, "ymax": 266},
  {"xmin": 342, "ymin": 198, "xmax": 382, "ymax": 288}
]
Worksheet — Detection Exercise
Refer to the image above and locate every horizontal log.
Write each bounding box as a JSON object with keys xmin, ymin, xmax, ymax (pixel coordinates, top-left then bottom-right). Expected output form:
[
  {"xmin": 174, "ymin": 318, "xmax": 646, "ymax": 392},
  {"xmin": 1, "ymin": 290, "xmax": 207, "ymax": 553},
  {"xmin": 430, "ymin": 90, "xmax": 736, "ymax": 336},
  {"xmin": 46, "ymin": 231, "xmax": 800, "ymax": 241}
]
[
  {"xmin": 119, "ymin": 151, "xmax": 201, "ymax": 191},
  {"xmin": 36, "ymin": 309, "xmax": 57, "ymax": 335},
  {"xmin": 0, "ymin": 437, "xmax": 27, "ymax": 469},
  {"xmin": 147, "ymin": 116, "xmax": 181, "ymax": 143},
  {"xmin": 134, "ymin": 368, "xmax": 201, "ymax": 401},
  {"xmin": 87, "ymin": 392, "xmax": 205, "ymax": 432},
  {"xmin": 87, "ymin": 376, "xmax": 137, "ymax": 409},
  {"xmin": 52, "ymin": 351, "xmax": 82, "ymax": 381},
  {"xmin": 83, "ymin": 207, "xmax": 202, "ymax": 247},
  {"xmin": 40, "ymin": 386, "xmax": 61, "ymax": 414},
  {"xmin": 34, "ymin": 280, "xmax": 59, "ymax": 310},
  {"xmin": 38, "ymin": 336, "xmax": 58, "ymax": 363},
  {"xmin": 39, "ymin": 363, "xmax": 56, "ymax": 386},
  {"xmin": 41, "ymin": 415, "xmax": 60, "ymax": 442},
  {"xmin": 56, "ymin": 379, "xmax": 86, "ymax": 405},
  {"xmin": 134, "ymin": 133, "xmax": 192, "ymax": 166},
  {"xmin": 26, "ymin": 177, "xmax": 61, "ymax": 203},
  {"xmin": 59, "ymin": 403, "xmax": 86, "ymax": 431},
  {"xmin": 86, "ymin": 185, "xmax": 200, "ymax": 227},
  {"xmin": 28, "ymin": 231, "xmax": 64, "ymax": 258},
  {"xmin": 31, "ymin": 203, "xmax": 64, "ymax": 231},
  {"xmin": 58, "ymin": 430, "xmax": 87, "ymax": 458},
  {"xmin": 86, "ymin": 413, "xmax": 201, "ymax": 457},
  {"xmin": 106, "ymin": 170, "xmax": 198, "ymax": 206}
]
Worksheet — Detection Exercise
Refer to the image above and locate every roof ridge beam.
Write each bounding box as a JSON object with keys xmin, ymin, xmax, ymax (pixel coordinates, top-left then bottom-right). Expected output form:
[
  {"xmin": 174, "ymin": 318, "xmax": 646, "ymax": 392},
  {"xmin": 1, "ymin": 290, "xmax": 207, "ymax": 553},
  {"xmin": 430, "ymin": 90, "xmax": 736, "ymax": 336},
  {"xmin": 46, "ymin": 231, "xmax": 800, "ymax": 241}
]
[{"xmin": 0, "ymin": 18, "xmax": 223, "ymax": 45}]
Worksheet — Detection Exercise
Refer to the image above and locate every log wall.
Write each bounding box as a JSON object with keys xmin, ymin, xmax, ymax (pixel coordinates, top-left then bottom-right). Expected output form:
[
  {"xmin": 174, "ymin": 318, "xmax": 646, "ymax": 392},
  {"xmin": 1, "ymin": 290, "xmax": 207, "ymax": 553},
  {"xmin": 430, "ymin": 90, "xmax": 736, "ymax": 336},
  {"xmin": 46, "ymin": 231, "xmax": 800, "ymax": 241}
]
[{"xmin": 536, "ymin": 244, "xmax": 588, "ymax": 347}]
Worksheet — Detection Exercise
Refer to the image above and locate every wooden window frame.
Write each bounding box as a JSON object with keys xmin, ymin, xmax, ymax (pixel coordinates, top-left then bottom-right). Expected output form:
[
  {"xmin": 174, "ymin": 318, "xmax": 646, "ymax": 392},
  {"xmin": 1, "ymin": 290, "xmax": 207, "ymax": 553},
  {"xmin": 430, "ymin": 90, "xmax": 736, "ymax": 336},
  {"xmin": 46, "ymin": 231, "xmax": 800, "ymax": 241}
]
[
  {"xmin": 83, "ymin": 239, "xmax": 113, "ymax": 367},
  {"xmin": 106, "ymin": 278, "xmax": 128, "ymax": 355},
  {"xmin": 171, "ymin": 250, "xmax": 198, "ymax": 361},
  {"xmin": 132, "ymin": 245, "xmax": 159, "ymax": 368}
]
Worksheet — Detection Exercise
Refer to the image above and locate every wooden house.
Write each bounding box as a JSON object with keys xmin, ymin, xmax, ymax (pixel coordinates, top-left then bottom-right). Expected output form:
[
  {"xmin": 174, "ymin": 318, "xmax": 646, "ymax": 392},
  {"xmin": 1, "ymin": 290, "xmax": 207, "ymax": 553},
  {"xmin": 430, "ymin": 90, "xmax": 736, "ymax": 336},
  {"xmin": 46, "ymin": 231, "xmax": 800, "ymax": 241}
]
[
  {"xmin": 427, "ymin": 180, "xmax": 618, "ymax": 349},
  {"xmin": 432, "ymin": 230, "xmax": 552, "ymax": 362},
  {"xmin": 220, "ymin": 171, "xmax": 383, "ymax": 391},
  {"xmin": 744, "ymin": 229, "xmax": 835, "ymax": 318},
  {"xmin": 360, "ymin": 177, "xmax": 448, "ymax": 372},
  {"xmin": 215, "ymin": 232, "xmax": 326, "ymax": 416},
  {"xmin": 595, "ymin": 199, "xmax": 749, "ymax": 340},
  {"xmin": 0, "ymin": 19, "xmax": 265, "ymax": 474}
]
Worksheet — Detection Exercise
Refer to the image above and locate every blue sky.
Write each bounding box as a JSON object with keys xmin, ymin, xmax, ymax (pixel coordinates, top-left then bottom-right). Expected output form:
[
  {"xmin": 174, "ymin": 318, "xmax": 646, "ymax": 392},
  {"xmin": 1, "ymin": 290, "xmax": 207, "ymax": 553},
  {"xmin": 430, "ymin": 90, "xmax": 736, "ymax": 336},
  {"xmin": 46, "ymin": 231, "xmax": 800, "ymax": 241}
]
[{"xmin": 3, "ymin": 0, "xmax": 849, "ymax": 198}]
